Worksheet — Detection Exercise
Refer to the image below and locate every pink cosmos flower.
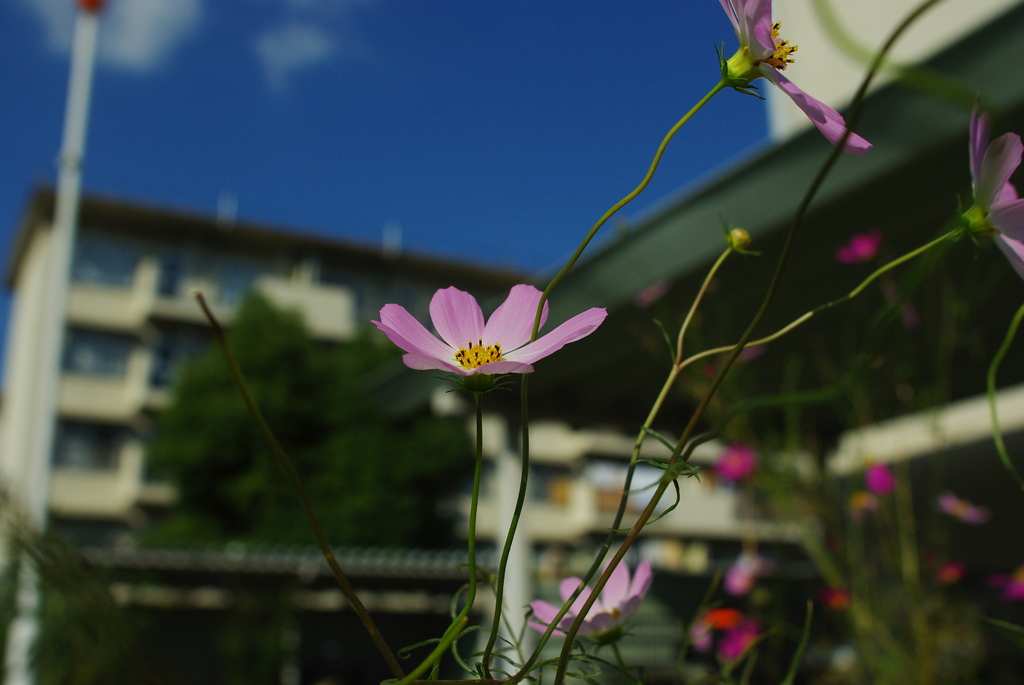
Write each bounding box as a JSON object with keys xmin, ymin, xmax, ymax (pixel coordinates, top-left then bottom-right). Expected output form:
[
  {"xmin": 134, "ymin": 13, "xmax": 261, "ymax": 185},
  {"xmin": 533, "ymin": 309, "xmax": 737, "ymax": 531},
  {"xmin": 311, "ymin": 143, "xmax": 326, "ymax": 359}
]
[
  {"xmin": 718, "ymin": 0, "xmax": 871, "ymax": 155},
  {"xmin": 715, "ymin": 444, "xmax": 758, "ymax": 483},
  {"xmin": 937, "ymin": 491, "xmax": 991, "ymax": 525},
  {"xmin": 717, "ymin": 618, "xmax": 763, "ymax": 661},
  {"xmin": 865, "ymin": 463, "xmax": 895, "ymax": 495},
  {"xmin": 724, "ymin": 552, "xmax": 766, "ymax": 596},
  {"xmin": 836, "ymin": 229, "xmax": 883, "ymax": 264},
  {"xmin": 963, "ymin": 102, "xmax": 1024, "ymax": 279},
  {"xmin": 529, "ymin": 560, "xmax": 653, "ymax": 642},
  {"xmin": 373, "ymin": 285, "xmax": 606, "ymax": 376}
]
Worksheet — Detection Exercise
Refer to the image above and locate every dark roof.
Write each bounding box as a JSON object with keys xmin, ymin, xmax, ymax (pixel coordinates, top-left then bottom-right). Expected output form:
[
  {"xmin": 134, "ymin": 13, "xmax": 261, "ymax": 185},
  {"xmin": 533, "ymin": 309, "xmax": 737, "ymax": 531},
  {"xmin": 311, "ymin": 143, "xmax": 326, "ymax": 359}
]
[{"xmin": 6, "ymin": 187, "xmax": 525, "ymax": 291}]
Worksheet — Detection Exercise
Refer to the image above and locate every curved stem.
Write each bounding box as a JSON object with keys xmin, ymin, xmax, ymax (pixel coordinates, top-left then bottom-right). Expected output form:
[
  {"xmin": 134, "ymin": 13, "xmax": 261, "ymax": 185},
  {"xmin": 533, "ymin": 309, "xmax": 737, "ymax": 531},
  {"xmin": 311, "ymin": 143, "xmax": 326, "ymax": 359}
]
[
  {"xmin": 481, "ymin": 376, "xmax": 532, "ymax": 674},
  {"xmin": 195, "ymin": 293, "xmax": 405, "ymax": 679},
  {"xmin": 987, "ymin": 301, "xmax": 1024, "ymax": 491},
  {"xmin": 531, "ymin": 78, "xmax": 728, "ymax": 338},
  {"xmin": 400, "ymin": 392, "xmax": 487, "ymax": 684}
]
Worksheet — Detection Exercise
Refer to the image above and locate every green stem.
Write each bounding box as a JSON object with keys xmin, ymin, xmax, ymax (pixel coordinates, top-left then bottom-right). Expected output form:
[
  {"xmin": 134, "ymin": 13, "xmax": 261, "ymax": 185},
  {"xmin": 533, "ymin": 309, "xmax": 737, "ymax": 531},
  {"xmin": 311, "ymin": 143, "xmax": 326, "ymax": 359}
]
[
  {"xmin": 399, "ymin": 392, "xmax": 487, "ymax": 684},
  {"xmin": 482, "ymin": 376, "xmax": 531, "ymax": 675},
  {"xmin": 194, "ymin": 293, "xmax": 404, "ymax": 680},
  {"xmin": 987, "ymin": 301, "xmax": 1024, "ymax": 491},
  {"xmin": 531, "ymin": 78, "xmax": 728, "ymax": 338},
  {"xmin": 680, "ymin": 229, "xmax": 959, "ymax": 369}
]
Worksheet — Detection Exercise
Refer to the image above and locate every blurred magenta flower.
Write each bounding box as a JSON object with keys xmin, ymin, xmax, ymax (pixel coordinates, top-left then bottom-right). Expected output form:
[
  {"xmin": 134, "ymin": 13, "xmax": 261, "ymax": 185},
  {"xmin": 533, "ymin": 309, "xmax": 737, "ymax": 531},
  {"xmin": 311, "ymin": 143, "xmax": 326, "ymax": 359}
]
[
  {"xmin": 632, "ymin": 279, "xmax": 670, "ymax": 308},
  {"xmin": 849, "ymin": 490, "xmax": 879, "ymax": 521},
  {"xmin": 865, "ymin": 463, "xmax": 895, "ymax": 495},
  {"xmin": 715, "ymin": 444, "xmax": 758, "ymax": 482},
  {"xmin": 937, "ymin": 491, "xmax": 991, "ymax": 524},
  {"xmin": 836, "ymin": 229, "xmax": 883, "ymax": 264},
  {"xmin": 718, "ymin": 618, "xmax": 763, "ymax": 661},
  {"xmin": 718, "ymin": 0, "xmax": 871, "ymax": 155},
  {"xmin": 820, "ymin": 586, "xmax": 851, "ymax": 611},
  {"xmin": 936, "ymin": 561, "xmax": 967, "ymax": 586},
  {"xmin": 373, "ymin": 285, "xmax": 606, "ymax": 376},
  {"xmin": 724, "ymin": 552, "xmax": 766, "ymax": 596},
  {"xmin": 988, "ymin": 564, "xmax": 1024, "ymax": 601},
  {"xmin": 529, "ymin": 560, "xmax": 652, "ymax": 643},
  {"xmin": 962, "ymin": 102, "xmax": 1024, "ymax": 278},
  {"xmin": 691, "ymin": 608, "xmax": 746, "ymax": 653}
]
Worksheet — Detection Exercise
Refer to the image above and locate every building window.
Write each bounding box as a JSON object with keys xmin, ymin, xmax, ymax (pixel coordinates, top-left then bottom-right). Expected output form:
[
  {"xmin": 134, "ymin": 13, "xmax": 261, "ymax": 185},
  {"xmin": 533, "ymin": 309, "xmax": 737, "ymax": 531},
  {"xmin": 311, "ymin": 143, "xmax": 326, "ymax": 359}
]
[
  {"xmin": 71, "ymin": 234, "xmax": 139, "ymax": 288},
  {"xmin": 156, "ymin": 250, "xmax": 187, "ymax": 297},
  {"xmin": 150, "ymin": 327, "xmax": 209, "ymax": 388},
  {"xmin": 53, "ymin": 421, "xmax": 126, "ymax": 470},
  {"xmin": 218, "ymin": 259, "xmax": 267, "ymax": 306},
  {"xmin": 530, "ymin": 464, "xmax": 572, "ymax": 505},
  {"xmin": 63, "ymin": 329, "xmax": 135, "ymax": 377}
]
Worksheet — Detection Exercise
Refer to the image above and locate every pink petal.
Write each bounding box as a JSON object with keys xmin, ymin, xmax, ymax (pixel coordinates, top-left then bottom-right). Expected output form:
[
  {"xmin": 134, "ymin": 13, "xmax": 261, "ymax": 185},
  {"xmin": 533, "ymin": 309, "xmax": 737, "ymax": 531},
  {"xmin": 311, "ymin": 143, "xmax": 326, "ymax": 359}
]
[
  {"xmin": 374, "ymin": 304, "xmax": 452, "ymax": 362},
  {"xmin": 970, "ymin": 103, "xmax": 990, "ymax": 186},
  {"xmin": 482, "ymin": 284, "xmax": 549, "ymax": 352},
  {"xmin": 996, "ymin": 235, "xmax": 1024, "ymax": 281},
  {"xmin": 401, "ymin": 352, "xmax": 462, "ymax": 374},
  {"xmin": 718, "ymin": 0, "xmax": 741, "ymax": 36},
  {"xmin": 761, "ymin": 68, "xmax": 872, "ymax": 155},
  {"xmin": 429, "ymin": 287, "xmax": 484, "ymax": 350},
  {"xmin": 599, "ymin": 562, "xmax": 631, "ymax": 613},
  {"xmin": 559, "ymin": 576, "xmax": 589, "ymax": 604},
  {"xmin": 991, "ymin": 197, "xmax": 1024, "ymax": 241},
  {"xmin": 978, "ymin": 132, "xmax": 1024, "ymax": 209},
  {"xmin": 581, "ymin": 611, "xmax": 618, "ymax": 636},
  {"xmin": 744, "ymin": 0, "xmax": 774, "ymax": 57},
  {"xmin": 629, "ymin": 560, "xmax": 653, "ymax": 602},
  {"xmin": 471, "ymin": 360, "xmax": 535, "ymax": 375},
  {"xmin": 503, "ymin": 307, "xmax": 607, "ymax": 365},
  {"xmin": 529, "ymin": 599, "xmax": 561, "ymax": 627}
]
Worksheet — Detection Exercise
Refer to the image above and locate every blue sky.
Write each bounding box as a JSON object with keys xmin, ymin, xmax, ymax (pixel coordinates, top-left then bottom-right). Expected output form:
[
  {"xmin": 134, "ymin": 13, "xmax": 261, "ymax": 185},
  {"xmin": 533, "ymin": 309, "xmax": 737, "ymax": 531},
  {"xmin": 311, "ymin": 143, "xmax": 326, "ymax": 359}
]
[{"xmin": 1, "ymin": 0, "xmax": 769, "ymax": 282}]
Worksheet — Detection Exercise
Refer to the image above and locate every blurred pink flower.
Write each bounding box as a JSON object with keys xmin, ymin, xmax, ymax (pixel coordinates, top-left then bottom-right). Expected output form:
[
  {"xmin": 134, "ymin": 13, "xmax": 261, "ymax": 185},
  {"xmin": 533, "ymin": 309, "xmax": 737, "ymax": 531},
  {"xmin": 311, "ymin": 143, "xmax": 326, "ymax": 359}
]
[
  {"xmin": 937, "ymin": 491, "xmax": 990, "ymax": 524},
  {"xmin": 820, "ymin": 586, "xmax": 851, "ymax": 611},
  {"xmin": 717, "ymin": 618, "xmax": 763, "ymax": 661},
  {"xmin": 529, "ymin": 560, "xmax": 652, "ymax": 642},
  {"xmin": 988, "ymin": 564, "xmax": 1024, "ymax": 601},
  {"xmin": 936, "ymin": 561, "xmax": 966, "ymax": 586},
  {"xmin": 633, "ymin": 279, "xmax": 670, "ymax": 308},
  {"xmin": 836, "ymin": 229, "xmax": 883, "ymax": 264},
  {"xmin": 718, "ymin": 0, "xmax": 871, "ymax": 154},
  {"xmin": 849, "ymin": 490, "xmax": 879, "ymax": 521},
  {"xmin": 865, "ymin": 463, "xmax": 895, "ymax": 495},
  {"xmin": 373, "ymin": 285, "xmax": 606, "ymax": 376},
  {"xmin": 690, "ymin": 607, "xmax": 745, "ymax": 653},
  {"xmin": 715, "ymin": 444, "xmax": 758, "ymax": 483},
  {"xmin": 963, "ymin": 101, "xmax": 1024, "ymax": 279},
  {"xmin": 724, "ymin": 552, "xmax": 766, "ymax": 596}
]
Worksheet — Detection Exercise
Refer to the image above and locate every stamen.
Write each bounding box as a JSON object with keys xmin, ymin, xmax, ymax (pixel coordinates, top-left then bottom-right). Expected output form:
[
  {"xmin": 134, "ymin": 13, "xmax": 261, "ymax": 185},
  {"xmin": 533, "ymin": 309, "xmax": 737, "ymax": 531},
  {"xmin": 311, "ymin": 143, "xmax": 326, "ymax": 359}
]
[
  {"xmin": 758, "ymin": 21, "xmax": 798, "ymax": 70},
  {"xmin": 454, "ymin": 338, "xmax": 504, "ymax": 370}
]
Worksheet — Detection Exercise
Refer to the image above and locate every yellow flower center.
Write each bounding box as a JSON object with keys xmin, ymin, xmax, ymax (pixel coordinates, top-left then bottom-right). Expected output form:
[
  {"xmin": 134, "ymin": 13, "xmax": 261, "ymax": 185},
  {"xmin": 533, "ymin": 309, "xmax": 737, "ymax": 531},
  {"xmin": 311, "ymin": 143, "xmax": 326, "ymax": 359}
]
[
  {"xmin": 758, "ymin": 22, "xmax": 798, "ymax": 70},
  {"xmin": 454, "ymin": 338, "xmax": 504, "ymax": 369}
]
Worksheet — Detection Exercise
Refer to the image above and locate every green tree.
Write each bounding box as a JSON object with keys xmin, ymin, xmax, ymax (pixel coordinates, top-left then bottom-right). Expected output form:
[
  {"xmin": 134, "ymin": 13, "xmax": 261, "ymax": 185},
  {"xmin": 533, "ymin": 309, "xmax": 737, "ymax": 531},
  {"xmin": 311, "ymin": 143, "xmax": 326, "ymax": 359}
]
[{"xmin": 145, "ymin": 292, "xmax": 471, "ymax": 548}]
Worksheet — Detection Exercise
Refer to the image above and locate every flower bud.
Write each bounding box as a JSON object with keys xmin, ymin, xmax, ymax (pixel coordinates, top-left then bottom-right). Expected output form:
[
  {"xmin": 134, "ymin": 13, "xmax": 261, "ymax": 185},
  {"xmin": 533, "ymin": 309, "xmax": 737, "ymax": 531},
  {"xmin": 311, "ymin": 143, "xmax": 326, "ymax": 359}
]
[{"xmin": 729, "ymin": 228, "xmax": 751, "ymax": 251}]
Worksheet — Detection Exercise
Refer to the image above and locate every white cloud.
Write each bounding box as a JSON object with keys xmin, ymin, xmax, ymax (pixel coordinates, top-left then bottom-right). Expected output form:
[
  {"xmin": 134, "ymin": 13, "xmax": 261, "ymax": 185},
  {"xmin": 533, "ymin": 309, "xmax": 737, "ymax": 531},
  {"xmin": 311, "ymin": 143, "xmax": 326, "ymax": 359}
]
[
  {"xmin": 19, "ymin": 0, "xmax": 202, "ymax": 73},
  {"xmin": 254, "ymin": 22, "xmax": 338, "ymax": 92}
]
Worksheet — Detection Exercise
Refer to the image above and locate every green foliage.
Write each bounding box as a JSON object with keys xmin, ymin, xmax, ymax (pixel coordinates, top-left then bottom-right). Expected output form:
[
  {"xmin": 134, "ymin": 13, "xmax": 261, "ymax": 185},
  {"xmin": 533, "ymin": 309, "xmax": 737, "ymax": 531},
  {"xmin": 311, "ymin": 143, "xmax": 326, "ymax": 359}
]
[{"xmin": 145, "ymin": 292, "xmax": 471, "ymax": 548}]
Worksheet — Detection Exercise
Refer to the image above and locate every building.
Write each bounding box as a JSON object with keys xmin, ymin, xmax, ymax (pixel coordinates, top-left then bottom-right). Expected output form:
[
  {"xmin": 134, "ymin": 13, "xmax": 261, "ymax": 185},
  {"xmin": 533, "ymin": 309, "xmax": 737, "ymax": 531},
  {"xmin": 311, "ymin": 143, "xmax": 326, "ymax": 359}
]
[{"xmin": 0, "ymin": 187, "xmax": 523, "ymax": 541}]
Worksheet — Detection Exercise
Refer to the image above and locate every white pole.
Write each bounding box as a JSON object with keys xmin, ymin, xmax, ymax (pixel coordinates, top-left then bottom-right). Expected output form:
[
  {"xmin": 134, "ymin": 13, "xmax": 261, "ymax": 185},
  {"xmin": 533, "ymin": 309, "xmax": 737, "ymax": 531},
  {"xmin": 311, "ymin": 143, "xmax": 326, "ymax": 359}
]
[{"xmin": 3, "ymin": 4, "xmax": 101, "ymax": 683}]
